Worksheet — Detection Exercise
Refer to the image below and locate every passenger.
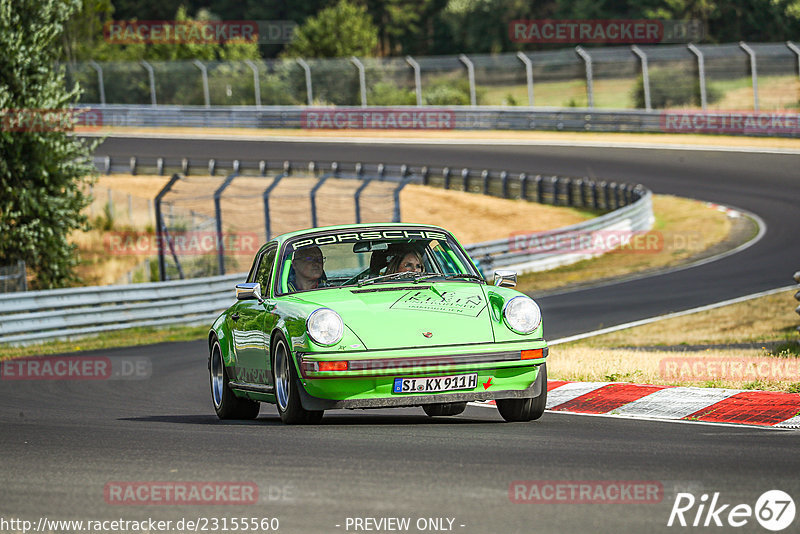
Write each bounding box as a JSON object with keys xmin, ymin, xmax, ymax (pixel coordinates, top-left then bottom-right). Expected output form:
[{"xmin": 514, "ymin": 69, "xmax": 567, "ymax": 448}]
[
  {"xmin": 387, "ymin": 249, "xmax": 424, "ymax": 274},
  {"xmin": 287, "ymin": 246, "xmax": 328, "ymax": 292}
]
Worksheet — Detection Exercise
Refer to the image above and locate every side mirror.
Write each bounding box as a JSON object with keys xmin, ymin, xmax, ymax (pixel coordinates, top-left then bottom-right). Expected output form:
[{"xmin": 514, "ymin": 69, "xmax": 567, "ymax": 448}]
[
  {"xmin": 236, "ymin": 282, "xmax": 263, "ymax": 301},
  {"xmin": 493, "ymin": 270, "xmax": 517, "ymax": 288}
]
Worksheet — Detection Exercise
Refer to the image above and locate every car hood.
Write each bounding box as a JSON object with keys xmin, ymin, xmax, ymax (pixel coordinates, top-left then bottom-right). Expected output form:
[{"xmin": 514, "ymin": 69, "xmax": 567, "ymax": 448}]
[{"xmin": 296, "ymin": 283, "xmax": 494, "ymax": 350}]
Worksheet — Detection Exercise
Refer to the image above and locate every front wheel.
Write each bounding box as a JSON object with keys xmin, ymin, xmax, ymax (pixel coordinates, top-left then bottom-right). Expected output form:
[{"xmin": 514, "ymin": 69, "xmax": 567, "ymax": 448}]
[
  {"xmin": 496, "ymin": 363, "xmax": 547, "ymax": 422},
  {"xmin": 422, "ymin": 402, "xmax": 467, "ymax": 417},
  {"xmin": 210, "ymin": 339, "xmax": 260, "ymax": 420},
  {"xmin": 272, "ymin": 336, "xmax": 323, "ymax": 425}
]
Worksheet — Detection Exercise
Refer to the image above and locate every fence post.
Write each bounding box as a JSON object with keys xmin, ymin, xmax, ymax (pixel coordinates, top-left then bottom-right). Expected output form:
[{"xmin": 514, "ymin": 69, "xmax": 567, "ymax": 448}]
[
  {"xmin": 519, "ymin": 173, "xmax": 528, "ymax": 200},
  {"xmin": 392, "ymin": 165, "xmax": 412, "ymax": 222},
  {"xmin": 443, "ymin": 167, "xmax": 451, "ymax": 189},
  {"xmin": 244, "ymin": 59, "xmax": 262, "ymax": 108},
  {"xmin": 551, "ymin": 176, "xmax": 560, "ymax": 206},
  {"xmin": 481, "ymin": 170, "xmax": 490, "ymax": 195},
  {"xmin": 458, "ymin": 54, "xmax": 477, "ymax": 107},
  {"xmin": 88, "ymin": 60, "xmax": 106, "ymax": 105},
  {"xmin": 500, "ymin": 171, "xmax": 509, "ymax": 198},
  {"xmin": 103, "ymin": 155, "xmax": 111, "ymax": 175},
  {"xmin": 575, "ymin": 46, "xmax": 594, "ymax": 108},
  {"xmin": 787, "ymin": 42, "xmax": 800, "ymax": 79},
  {"xmin": 516, "ymin": 52, "xmax": 534, "ymax": 106},
  {"xmin": 156, "ymin": 157, "xmax": 164, "ymax": 176},
  {"xmin": 688, "ymin": 44, "xmax": 707, "ymax": 110},
  {"xmin": 140, "ymin": 60, "xmax": 157, "ymax": 106},
  {"xmin": 155, "ymin": 173, "xmax": 182, "ymax": 281},
  {"xmin": 420, "ymin": 166, "xmax": 430, "ymax": 185},
  {"xmin": 739, "ymin": 42, "xmax": 759, "ymax": 111},
  {"xmin": 354, "ymin": 164, "xmax": 372, "ymax": 224},
  {"xmin": 406, "ymin": 56, "xmax": 422, "ymax": 106},
  {"xmin": 192, "ymin": 59, "xmax": 210, "ymax": 108},
  {"xmin": 631, "ymin": 46, "xmax": 651, "ymax": 111},
  {"xmin": 310, "ymin": 163, "xmax": 338, "ymax": 228},
  {"xmin": 350, "ymin": 56, "xmax": 367, "ymax": 107},
  {"xmin": 461, "ymin": 168, "xmax": 470, "ymax": 192},
  {"xmin": 263, "ymin": 161, "xmax": 291, "ymax": 240},
  {"xmin": 296, "ymin": 58, "xmax": 313, "ymax": 105},
  {"xmin": 214, "ymin": 172, "xmax": 239, "ymax": 275},
  {"xmin": 535, "ymin": 175, "xmax": 543, "ymax": 203}
]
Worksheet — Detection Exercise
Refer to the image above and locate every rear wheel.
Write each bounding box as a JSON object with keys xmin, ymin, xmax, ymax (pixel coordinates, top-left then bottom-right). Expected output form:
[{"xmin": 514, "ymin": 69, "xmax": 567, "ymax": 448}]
[
  {"xmin": 496, "ymin": 363, "xmax": 547, "ymax": 422},
  {"xmin": 210, "ymin": 339, "xmax": 260, "ymax": 420},
  {"xmin": 272, "ymin": 336, "xmax": 323, "ymax": 425},
  {"xmin": 422, "ymin": 402, "xmax": 467, "ymax": 417}
]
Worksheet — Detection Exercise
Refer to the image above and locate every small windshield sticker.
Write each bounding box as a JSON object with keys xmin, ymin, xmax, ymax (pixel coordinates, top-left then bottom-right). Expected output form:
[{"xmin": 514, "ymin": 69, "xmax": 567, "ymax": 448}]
[{"xmin": 390, "ymin": 290, "xmax": 485, "ymax": 317}]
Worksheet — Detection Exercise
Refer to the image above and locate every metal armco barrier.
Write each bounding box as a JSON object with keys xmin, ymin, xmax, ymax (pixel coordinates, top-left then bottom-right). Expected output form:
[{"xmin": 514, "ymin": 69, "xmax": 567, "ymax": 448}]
[
  {"xmin": 0, "ymin": 273, "xmax": 242, "ymax": 345},
  {"xmin": 82, "ymin": 105, "xmax": 800, "ymax": 137}
]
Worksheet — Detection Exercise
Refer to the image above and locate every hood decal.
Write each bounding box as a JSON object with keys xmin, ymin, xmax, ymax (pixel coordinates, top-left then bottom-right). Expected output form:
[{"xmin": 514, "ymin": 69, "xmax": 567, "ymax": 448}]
[{"xmin": 390, "ymin": 290, "xmax": 486, "ymax": 317}]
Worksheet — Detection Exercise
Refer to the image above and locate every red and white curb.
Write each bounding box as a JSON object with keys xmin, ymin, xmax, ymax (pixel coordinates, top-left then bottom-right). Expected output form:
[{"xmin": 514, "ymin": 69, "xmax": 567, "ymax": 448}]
[{"xmin": 472, "ymin": 381, "xmax": 800, "ymax": 429}]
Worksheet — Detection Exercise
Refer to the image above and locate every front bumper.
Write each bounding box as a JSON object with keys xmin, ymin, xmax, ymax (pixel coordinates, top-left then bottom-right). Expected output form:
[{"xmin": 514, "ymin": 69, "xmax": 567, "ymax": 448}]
[{"xmin": 293, "ymin": 341, "xmax": 547, "ymax": 411}]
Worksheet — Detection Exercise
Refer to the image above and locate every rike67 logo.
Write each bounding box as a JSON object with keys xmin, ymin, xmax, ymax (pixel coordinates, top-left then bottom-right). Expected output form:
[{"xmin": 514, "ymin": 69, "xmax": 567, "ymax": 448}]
[{"xmin": 668, "ymin": 490, "xmax": 795, "ymax": 531}]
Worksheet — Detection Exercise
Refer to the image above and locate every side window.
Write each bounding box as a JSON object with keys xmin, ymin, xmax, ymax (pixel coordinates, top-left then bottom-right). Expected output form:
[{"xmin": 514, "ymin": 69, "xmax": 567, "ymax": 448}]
[{"xmin": 253, "ymin": 247, "xmax": 277, "ymax": 294}]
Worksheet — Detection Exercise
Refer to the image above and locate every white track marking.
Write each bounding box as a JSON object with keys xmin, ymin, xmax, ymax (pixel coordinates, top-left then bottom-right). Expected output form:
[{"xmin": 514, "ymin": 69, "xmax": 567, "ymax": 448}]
[
  {"xmin": 544, "ymin": 381, "xmax": 609, "ymax": 409},
  {"xmin": 611, "ymin": 387, "xmax": 742, "ymax": 419}
]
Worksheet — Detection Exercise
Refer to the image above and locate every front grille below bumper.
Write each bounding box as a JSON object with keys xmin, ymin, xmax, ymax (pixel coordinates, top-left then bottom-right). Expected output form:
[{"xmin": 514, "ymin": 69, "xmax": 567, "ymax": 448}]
[{"xmin": 297, "ymin": 364, "xmax": 544, "ymax": 410}]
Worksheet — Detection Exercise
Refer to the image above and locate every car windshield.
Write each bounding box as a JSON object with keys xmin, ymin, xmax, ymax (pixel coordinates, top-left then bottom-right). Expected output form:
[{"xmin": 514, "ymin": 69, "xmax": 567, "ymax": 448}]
[{"xmin": 276, "ymin": 228, "xmax": 482, "ymax": 295}]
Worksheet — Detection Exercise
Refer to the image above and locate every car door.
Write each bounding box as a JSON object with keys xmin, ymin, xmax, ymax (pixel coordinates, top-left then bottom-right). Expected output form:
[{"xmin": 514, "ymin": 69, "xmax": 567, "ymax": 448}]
[{"xmin": 231, "ymin": 245, "xmax": 277, "ymax": 385}]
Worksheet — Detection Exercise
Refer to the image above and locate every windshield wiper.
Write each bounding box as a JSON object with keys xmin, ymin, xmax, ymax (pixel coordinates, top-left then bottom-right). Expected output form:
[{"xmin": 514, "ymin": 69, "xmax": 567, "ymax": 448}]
[
  {"xmin": 357, "ymin": 272, "xmax": 417, "ymax": 287},
  {"xmin": 443, "ymin": 273, "xmax": 486, "ymax": 283}
]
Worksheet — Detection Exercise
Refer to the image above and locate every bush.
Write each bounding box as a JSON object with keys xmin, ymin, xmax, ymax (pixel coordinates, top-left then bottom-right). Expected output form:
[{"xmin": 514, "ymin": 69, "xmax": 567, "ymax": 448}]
[
  {"xmin": 368, "ymin": 82, "xmax": 416, "ymax": 105},
  {"xmin": 632, "ymin": 68, "xmax": 721, "ymax": 109},
  {"xmin": 423, "ymin": 78, "xmax": 484, "ymax": 106}
]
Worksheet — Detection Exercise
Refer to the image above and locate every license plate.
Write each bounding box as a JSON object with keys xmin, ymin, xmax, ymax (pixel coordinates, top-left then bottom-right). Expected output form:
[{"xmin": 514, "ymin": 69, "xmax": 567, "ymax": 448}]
[{"xmin": 392, "ymin": 373, "xmax": 478, "ymax": 394}]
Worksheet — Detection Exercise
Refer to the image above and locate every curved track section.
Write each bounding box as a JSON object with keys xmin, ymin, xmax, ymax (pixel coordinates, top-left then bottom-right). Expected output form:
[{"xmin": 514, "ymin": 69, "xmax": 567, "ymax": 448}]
[{"xmin": 0, "ymin": 136, "xmax": 797, "ymax": 533}]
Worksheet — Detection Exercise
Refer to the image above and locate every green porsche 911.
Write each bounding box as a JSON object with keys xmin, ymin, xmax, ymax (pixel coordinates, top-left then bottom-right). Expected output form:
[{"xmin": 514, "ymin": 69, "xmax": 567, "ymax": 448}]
[{"xmin": 208, "ymin": 223, "xmax": 548, "ymax": 424}]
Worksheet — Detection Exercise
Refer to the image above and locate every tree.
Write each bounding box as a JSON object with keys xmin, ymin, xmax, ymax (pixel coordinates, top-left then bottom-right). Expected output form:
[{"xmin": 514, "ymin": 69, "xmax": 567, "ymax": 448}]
[
  {"xmin": 0, "ymin": 0, "xmax": 98, "ymax": 288},
  {"xmin": 283, "ymin": 0, "xmax": 378, "ymax": 58}
]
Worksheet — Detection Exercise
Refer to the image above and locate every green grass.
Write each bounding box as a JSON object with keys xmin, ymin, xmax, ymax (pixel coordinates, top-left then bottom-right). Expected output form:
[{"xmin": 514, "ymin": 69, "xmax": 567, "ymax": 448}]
[{"xmin": 1, "ymin": 324, "xmax": 210, "ymax": 360}]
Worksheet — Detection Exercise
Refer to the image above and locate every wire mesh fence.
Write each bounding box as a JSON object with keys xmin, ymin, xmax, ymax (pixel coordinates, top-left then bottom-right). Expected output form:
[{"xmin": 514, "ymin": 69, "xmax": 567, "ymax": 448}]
[
  {"xmin": 155, "ymin": 168, "xmax": 398, "ymax": 279},
  {"xmin": 66, "ymin": 42, "xmax": 800, "ymax": 111},
  {"xmin": 0, "ymin": 261, "xmax": 27, "ymax": 293}
]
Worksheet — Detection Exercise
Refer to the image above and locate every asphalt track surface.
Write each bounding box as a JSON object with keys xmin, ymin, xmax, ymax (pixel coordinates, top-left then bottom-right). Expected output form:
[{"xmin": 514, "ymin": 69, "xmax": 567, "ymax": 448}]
[{"xmin": 1, "ymin": 136, "xmax": 799, "ymax": 533}]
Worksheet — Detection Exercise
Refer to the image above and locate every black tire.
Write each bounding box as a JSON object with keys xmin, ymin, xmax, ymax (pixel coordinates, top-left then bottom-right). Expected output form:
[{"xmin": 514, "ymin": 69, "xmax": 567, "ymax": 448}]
[
  {"xmin": 209, "ymin": 338, "xmax": 260, "ymax": 420},
  {"xmin": 272, "ymin": 335, "xmax": 324, "ymax": 425},
  {"xmin": 422, "ymin": 402, "xmax": 467, "ymax": 417},
  {"xmin": 496, "ymin": 363, "xmax": 547, "ymax": 422}
]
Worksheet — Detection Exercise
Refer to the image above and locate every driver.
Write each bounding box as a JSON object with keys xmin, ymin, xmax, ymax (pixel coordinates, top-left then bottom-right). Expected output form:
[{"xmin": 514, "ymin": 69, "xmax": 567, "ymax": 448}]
[
  {"xmin": 387, "ymin": 249, "xmax": 424, "ymax": 274},
  {"xmin": 287, "ymin": 246, "xmax": 328, "ymax": 292}
]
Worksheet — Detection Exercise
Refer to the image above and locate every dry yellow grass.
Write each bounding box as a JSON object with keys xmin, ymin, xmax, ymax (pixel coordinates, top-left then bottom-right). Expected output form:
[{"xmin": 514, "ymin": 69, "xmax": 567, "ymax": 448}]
[
  {"xmin": 400, "ymin": 184, "xmax": 588, "ymax": 244},
  {"xmin": 578, "ymin": 290, "xmax": 798, "ymax": 348},
  {"xmin": 551, "ymin": 290, "xmax": 800, "ymax": 391},
  {"xmin": 549, "ymin": 346, "xmax": 799, "ymax": 391},
  {"xmin": 517, "ymin": 195, "xmax": 733, "ymax": 293}
]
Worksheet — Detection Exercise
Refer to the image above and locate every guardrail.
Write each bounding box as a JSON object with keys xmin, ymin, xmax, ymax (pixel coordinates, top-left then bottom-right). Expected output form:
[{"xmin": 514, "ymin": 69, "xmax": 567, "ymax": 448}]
[
  {"xmin": 0, "ymin": 273, "xmax": 242, "ymax": 345},
  {"xmin": 795, "ymin": 271, "xmax": 800, "ymax": 333},
  {"xmin": 82, "ymin": 104, "xmax": 800, "ymax": 137},
  {"xmin": 1, "ymin": 157, "xmax": 652, "ymax": 345}
]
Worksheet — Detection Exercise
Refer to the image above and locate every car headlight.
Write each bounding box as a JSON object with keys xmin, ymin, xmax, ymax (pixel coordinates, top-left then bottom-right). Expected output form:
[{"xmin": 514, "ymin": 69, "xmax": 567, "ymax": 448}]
[
  {"xmin": 307, "ymin": 308, "xmax": 344, "ymax": 346},
  {"xmin": 502, "ymin": 296, "xmax": 541, "ymax": 334}
]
